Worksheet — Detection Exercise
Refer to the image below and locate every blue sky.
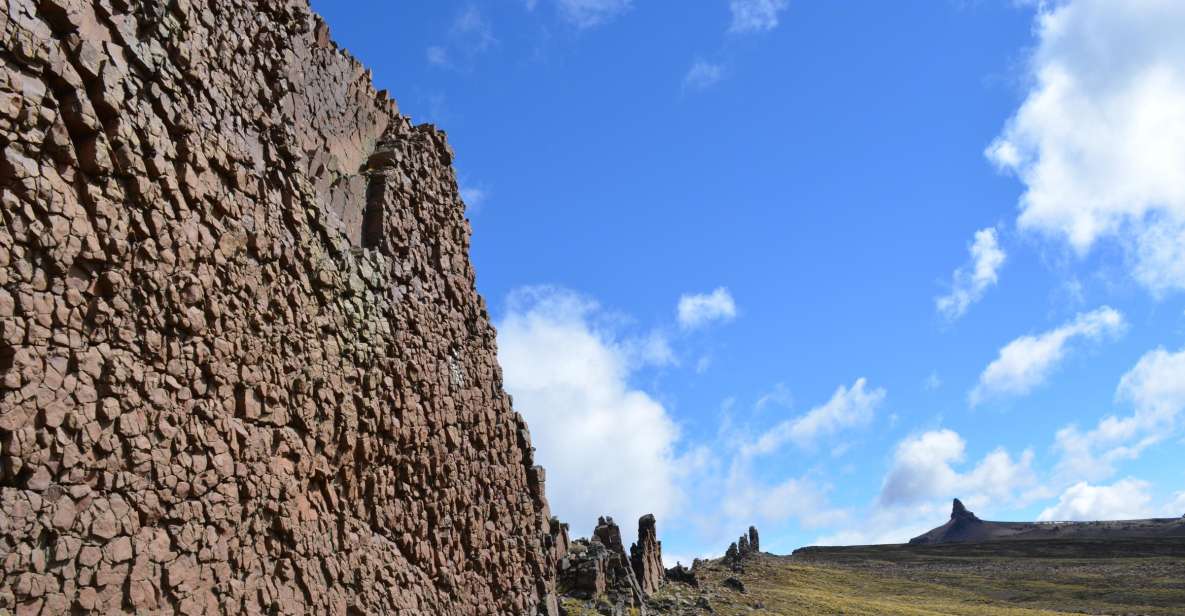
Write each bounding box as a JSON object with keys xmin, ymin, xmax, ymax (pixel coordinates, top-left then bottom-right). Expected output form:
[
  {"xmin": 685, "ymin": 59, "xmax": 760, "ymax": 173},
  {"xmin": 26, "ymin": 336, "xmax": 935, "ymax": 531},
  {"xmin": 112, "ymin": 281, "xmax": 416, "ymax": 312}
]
[{"xmin": 312, "ymin": 0, "xmax": 1185, "ymax": 564}]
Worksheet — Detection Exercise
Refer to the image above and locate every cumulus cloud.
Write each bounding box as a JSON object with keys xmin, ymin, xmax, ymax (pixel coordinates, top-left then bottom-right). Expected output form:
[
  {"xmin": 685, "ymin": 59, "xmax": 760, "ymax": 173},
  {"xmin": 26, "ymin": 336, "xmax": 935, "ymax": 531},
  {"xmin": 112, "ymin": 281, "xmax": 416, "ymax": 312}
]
[
  {"xmin": 879, "ymin": 429, "xmax": 1039, "ymax": 507},
  {"xmin": 729, "ymin": 0, "xmax": 789, "ymax": 33},
  {"xmin": 684, "ymin": 60, "xmax": 724, "ymax": 91},
  {"xmin": 496, "ymin": 287, "xmax": 682, "ymax": 530},
  {"xmin": 970, "ymin": 307, "xmax": 1126, "ymax": 405},
  {"xmin": 677, "ymin": 287, "xmax": 737, "ymax": 330},
  {"xmin": 936, "ymin": 228, "xmax": 1006, "ymax": 320},
  {"xmin": 987, "ymin": 0, "xmax": 1185, "ymax": 294},
  {"xmin": 1055, "ymin": 346, "xmax": 1185, "ymax": 481},
  {"xmin": 1038, "ymin": 479, "xmax": 1155, "ymax": 521},
  {"xmin": 744, "ymin": 378, "xmax": 885, "ymax": 455}
]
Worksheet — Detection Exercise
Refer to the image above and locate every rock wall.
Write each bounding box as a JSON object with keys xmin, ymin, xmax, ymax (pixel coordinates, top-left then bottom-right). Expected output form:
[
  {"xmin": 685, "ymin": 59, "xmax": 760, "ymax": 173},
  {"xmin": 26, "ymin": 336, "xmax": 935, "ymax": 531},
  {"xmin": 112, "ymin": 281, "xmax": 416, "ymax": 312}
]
[{"xmin": 0, "ymin": 0, "xmax": 559, "ymax": 613}]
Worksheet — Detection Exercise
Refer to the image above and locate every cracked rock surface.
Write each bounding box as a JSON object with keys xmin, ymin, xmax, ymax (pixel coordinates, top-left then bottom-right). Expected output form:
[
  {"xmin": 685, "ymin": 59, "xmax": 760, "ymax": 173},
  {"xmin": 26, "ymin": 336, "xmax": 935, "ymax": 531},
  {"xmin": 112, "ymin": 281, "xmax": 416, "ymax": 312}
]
[{"xmin": 0, "ymin": 0, "xmax": 559, "ymax": 613}]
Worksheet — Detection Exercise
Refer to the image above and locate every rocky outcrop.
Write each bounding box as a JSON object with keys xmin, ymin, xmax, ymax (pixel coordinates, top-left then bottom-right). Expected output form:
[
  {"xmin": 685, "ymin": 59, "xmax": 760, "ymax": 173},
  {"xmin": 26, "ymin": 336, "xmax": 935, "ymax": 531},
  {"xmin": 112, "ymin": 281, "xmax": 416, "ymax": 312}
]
[
  {"xmin": 664, "ymin": 562, "xmax": 699, "ymax": 588},
  {"xmin": 909, "ymin": 499, "xmax": 990, "ymax": 545},
  {"xmin": 558, "ymin": 516, "xmax": 668, "ymax": 611},
  {"xmin": 630, "ymin": 513, "xmax": 665, "ymax": 595},
  {"xmin": 723, "ymin": 525, "xmax": 762, "ymax": 570},
  {"xmin": 0, "ymin": 0, "xmax": 560, "ymax": 613},
  {"xmin": 909, "ymin": 499, "xmax": 1185, "ymax": 546}
]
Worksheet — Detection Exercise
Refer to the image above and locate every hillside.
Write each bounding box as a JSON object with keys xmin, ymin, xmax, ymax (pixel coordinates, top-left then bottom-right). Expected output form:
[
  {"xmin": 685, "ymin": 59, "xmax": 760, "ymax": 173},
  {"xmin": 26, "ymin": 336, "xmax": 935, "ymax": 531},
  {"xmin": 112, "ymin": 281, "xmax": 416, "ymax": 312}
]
[{"xmin": 624, "ymin": 543, "xmax": 1185, "ymax": 615}]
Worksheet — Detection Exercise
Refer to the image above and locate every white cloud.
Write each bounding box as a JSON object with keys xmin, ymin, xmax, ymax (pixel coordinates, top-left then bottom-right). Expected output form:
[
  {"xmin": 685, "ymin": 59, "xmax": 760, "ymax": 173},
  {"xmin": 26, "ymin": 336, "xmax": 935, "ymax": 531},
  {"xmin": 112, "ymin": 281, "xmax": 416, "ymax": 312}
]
[
  {"xmin": 1055, "ymin": 346, "xmax": 1185, "ymax": 481},
  {"xmin": 936, "ymin": 227, "xmax": 1006, "ymax": 320},
  {"xmin": 677, "ymin": 287, "xmax": 737, "ymax": 330},
  {"xmin": 754, "ymin": 382, "xmax": 793, "ymax": 411},
  {"xmin": 496, "ymin": 287, "xmax": 683, "ymax": 530},
  {"xmin": 1169, "ymin": 492, "xmax": 1185, "ymax": 516},
  {"xmin": 683, "ymin": 60, "xmax": 724, "ymax": 90},
  {"xmin": 970, "ymin": 306, "xmax": 1126, "ymax": 405},
  {"xmin": 729, "ymin": 0, "xmax": 789, "ymax": 33},
  {"xmin": 1038, "ymin": 479, "xmax": 1155, "ymax": 521},
  {"xmin": 745, "ymin": 378, "xmax": 885, "ymax": 455},
  {"xmin": 988, "ymin": 0, "xmax": 1185, "ymax": 294},
  {"xmin": 879, "ymin": 429, "xmax": 1039, "ymax": 507},
  {"xmin": 821, "ymin": 429, "xmax": 1044, "ymax": 546},
  {"xmin": 813, "ymin": 501, "xmax": 942, "ymax": 547},
  {"xmin": 721, "ymin": 474, "xmax": 848, "ymax": 530},
  {"xmin": 555, "ymin": 0, "xmax": 632, "ymax": 28}
]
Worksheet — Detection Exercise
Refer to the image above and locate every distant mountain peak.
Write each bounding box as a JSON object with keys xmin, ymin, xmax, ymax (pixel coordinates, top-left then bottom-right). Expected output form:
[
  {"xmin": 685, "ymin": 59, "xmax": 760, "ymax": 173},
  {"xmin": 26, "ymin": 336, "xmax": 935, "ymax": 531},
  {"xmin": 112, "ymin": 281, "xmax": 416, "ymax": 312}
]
[{"xmin": 951, "ymin": 498, "xmax": 979, "ymax": 521}]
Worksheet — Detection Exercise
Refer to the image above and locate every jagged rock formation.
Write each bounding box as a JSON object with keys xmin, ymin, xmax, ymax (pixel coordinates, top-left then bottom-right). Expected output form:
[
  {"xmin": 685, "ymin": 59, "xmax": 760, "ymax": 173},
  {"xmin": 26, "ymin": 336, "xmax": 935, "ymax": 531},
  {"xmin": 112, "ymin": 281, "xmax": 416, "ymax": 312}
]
[
  {"xmin": 909, "ymin": 499, "xmax": 1185, "ymax": 545},
  {"xmin": 558, "ymin": 516, "xmax": 662, "ymax": 611},
  {"xmin": 909, "ymin": 498, "xmax": 991, "ymax": 545},
  {"xmin": 0, "ymin": 0, "xmax": 561, "ymax": 613},
  {"xmin": 629, "ymin": 513, "xmax": 664, "ymax": 595},
  {"xmin": 724, "ymin": 525, "xmax": 761, "ymax": 570}
]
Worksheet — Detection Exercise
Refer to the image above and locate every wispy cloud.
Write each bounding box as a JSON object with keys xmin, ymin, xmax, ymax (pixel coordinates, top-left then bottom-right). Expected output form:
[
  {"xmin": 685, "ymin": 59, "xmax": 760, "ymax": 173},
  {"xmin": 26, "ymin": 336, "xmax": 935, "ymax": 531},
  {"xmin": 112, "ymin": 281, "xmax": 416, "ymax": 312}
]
[
  {"xmin": 970, "ymin": 307, "xmax": 1126, "ymax": 405},
  {"xmin": 936, "ymin": 227, "xmax": 1006, "ymax": 320},
  {"xmin": 427, "ymin": 5, "xmax": 497, "ymax": 69},
  {"xmin": 728, "ymin": 0, "xmax": 789, "ymax": 33},
  {"xmin": 744, "ymin": 378, "xmax": 885, "ymax": 455},
  {"xmin": 555, "ymin": 0, "xmax": 633, "ymax": 28},
  {"xmin": 459, "ymin": 186, "xmax": 489, "ymax": 213},
  {"xmin": 1054, "ymin": 346, "xmax": 1185, "ymax": 481},
  {"xmin": 426, "ymin": 45, "xmax": 449, "ymax": 66},
  {"xmin": 923, "ymin": 371, "xmax": 943, "ymax": 392},
  {"xmin": 683, "ymin": 60, "xmax": 725, "ymax": 91}
]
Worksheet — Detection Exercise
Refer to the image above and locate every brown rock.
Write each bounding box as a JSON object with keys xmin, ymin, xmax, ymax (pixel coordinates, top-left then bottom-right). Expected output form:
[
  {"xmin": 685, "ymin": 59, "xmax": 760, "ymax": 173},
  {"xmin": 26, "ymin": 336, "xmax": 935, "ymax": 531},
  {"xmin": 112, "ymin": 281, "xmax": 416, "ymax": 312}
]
[
  {"xmin": 103, "ymin": 536, "xmax": 132, "ymax": 563},
  {"xmin": 629, "ymin": 513, "xmax": 665, "ymax": 595},
  {"xmin": 0, "ymin": 1, "xmax": 563, "ymax": 614}
]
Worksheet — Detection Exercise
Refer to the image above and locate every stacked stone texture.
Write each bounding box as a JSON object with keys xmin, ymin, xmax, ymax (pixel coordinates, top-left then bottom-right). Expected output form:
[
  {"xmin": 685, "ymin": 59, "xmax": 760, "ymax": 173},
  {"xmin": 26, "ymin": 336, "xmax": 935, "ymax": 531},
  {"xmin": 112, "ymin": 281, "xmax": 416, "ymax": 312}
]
[
  {"xmin": 629, "ymin": 514, "xmax": 664, "ymax": 595},
  {"xmin": 0, "ymin": 0, "xmax": 560, "ymax": 614}
]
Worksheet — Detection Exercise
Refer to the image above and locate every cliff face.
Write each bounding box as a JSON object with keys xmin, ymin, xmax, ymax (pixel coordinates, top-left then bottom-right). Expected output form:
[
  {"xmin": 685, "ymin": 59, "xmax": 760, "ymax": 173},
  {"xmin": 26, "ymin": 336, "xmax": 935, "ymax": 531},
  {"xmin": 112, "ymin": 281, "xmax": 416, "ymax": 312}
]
[{"xmin": 0, "ymin": 0, "xmax": 558, "ymax": 613}]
